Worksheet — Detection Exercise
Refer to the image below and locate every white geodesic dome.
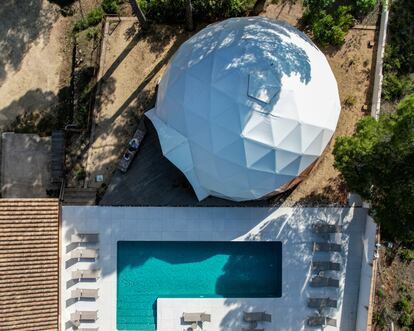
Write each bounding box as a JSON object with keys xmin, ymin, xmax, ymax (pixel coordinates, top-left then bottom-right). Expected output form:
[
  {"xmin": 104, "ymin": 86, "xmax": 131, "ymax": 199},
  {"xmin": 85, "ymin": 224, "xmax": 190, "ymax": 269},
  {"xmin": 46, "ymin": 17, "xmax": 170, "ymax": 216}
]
[{"xmin": 146, "ymin": 17, "xmax": 341, "ymax": 202}]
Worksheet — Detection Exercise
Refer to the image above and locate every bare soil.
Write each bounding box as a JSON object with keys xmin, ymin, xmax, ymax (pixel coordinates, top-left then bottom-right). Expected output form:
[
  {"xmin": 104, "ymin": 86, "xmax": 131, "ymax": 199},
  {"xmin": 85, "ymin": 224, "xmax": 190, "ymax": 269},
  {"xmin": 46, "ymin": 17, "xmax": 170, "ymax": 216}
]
[
  {"xmin": 373, "ymin": 246, "xmax": 414, "ymax": 330},
  {"xmin": 0, "ymin": 0, "xmax": 73, "ymax": 132},
  {"xmin": 84, "ymin": 19, "xmax": 192, "ymax": 188}
]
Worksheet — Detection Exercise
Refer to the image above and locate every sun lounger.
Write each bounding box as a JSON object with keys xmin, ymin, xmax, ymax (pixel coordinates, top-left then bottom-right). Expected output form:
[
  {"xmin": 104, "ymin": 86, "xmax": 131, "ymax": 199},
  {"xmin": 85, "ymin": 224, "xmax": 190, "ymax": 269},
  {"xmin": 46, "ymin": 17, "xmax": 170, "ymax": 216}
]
[
  {"xmin": 308, "ymin": 298, "xmax": 338, "ymax": 309},
  {"xmin": 70, "ymin": 310, "xmax": 98, "ymax": 327},
  {"xmin": 313, "ymin": 242, "xmax": 342, "ymax": 252},
  {"xmin": 183, "ymin": 312, "xmax": 211, "ymax": 328},
  {"xmin": 310, "ymin": 276, "xmax": 340, "ymax": 288},
  {"xmin": 312, "ymin": 261, "xmax": 341, "ymax": 271},
  {"xmin": 72, "ymin": 269, "xmax": 100, "ymax": 280},
  {"xmin": 71, "ymin": 248, "xmax": 98, "ymax": 259},
  {"xmin": 71, "ymin": 288, "xmax": 99, "ymax": 299},
  {"xmin": 71, "ymin": 233, "xmax": 99, "ymax": 243},
  {"xmin": 183, "ymin": 312, "xmax": 211, "ymax": 322},
  {"xmin": 312, "ymin": 223, "xmax": 342, "ymax": 234},
  {"xmin": 307, "ymin": 315, "xmax": 337, "ymax": 327},
  {"xmin": 243, "ymin": 311, "xmax": 272, "ymax": 322}
]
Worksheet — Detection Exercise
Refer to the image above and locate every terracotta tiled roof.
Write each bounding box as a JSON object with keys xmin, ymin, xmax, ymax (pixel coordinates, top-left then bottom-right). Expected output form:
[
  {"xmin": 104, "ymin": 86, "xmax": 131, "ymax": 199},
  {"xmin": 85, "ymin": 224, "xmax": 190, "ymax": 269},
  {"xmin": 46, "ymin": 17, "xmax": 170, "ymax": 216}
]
[{"xmin": 0, "ymin": 199, "xmax": 59, "ymax": 331}]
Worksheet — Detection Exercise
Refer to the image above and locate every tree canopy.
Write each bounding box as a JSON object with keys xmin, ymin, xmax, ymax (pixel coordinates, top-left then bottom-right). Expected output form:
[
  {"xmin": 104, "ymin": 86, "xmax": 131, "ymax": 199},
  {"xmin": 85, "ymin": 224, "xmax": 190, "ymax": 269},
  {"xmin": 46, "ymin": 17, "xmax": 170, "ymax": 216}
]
[{"xmin": 333, "ymin": 94, "xmax": 414, "ymax": 243}]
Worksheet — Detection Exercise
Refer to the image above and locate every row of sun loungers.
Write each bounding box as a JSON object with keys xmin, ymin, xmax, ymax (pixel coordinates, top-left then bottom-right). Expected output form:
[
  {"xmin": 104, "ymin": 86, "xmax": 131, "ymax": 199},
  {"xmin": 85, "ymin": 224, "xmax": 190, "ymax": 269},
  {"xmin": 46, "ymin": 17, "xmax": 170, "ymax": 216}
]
[
  {"xmin": 308, "ymin": 222, "xmax": 342, "ymax": 328},
  {"xmin": 69, "ymin": 234, "xmax": 100, "ymax": 330}
]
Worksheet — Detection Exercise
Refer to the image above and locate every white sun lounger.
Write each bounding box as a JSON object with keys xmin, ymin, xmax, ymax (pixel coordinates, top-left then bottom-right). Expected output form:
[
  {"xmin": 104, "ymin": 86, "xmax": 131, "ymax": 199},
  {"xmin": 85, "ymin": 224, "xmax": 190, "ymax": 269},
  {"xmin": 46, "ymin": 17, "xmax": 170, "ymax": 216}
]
[
  {"xmin": 71, "ymin": 233, "xmax": 99, "ymax": 243},
  {"xmin": 312, "ymin": 223, "xmax": 342, "ymax": 234},
  {"xmin": 71, "ymin": 288, "xmax": 99, "ymax": 299},
  {"xmin": 183, "ymin": 312, "xmax": 211, "ymax": 322},
  {"xmin": 71, "ymin": 248, "xmax": 98, "ymax": 259},
  {"xmin": 70, "ymin": 310, "xmax": 98, "ymax": 327},
  {"xmin": 72, "ymin": 269, "xmax": 100, "ymax": 280},
  {"xmin": 183, "ymin": 312, "xmax": 211, "ymax": 329},
  {"xmin": 313, "ymin": 242, "xmax": 342, "ymax": 252},
  {"xmin": 244, "ymin": 311, "xmax": 272, "ymax": 322},
  {"xmin": 312, "ymin": 261, "xmax": 341, "ymax": 271},
  {"xmin": 310, "ymin": 276, "xmax": 340, "ymax": 288},
  {"xmin": 307, "ymin": 315, "xmax": 337, "ymax": 327},
  {"xmin": 308, "ymin": 297, "xmax": 338, "ymax": 309}
]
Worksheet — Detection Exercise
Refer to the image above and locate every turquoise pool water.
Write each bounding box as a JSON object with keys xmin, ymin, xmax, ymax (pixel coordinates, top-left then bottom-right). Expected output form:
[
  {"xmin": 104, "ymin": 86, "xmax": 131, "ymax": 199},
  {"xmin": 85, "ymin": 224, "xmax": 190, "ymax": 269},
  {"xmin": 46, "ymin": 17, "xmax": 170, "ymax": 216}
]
[{"xmin": 117, "ymin": 241, "xmax": 282, "ymax": 330}]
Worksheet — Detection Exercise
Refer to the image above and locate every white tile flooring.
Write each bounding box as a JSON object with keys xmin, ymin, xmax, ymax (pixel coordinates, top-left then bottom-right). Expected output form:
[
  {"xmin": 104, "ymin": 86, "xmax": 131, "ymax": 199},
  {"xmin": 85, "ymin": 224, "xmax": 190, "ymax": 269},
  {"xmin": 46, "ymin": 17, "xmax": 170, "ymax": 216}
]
[{"xmin": 60, "ymin": 206, "xmax": 371, "ymax": 331}]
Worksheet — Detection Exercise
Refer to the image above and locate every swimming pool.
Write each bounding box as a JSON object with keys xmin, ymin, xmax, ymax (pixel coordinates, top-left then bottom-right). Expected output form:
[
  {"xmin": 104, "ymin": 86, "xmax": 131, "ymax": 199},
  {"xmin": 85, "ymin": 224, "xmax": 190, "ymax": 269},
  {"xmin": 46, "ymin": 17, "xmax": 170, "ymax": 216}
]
[{"xmin": 117, "ymin": 241, "xmax": 282, "ymax": 330}]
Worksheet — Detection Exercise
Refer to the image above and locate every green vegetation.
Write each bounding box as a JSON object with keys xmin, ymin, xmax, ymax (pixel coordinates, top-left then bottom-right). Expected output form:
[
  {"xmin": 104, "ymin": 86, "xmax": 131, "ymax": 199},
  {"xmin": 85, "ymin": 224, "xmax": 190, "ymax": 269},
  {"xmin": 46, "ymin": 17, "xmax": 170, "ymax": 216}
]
[
  {"xmin": 382, "ymin": 0, "xmax": 414, "ymax": 102},
  {"xmin": 396, "ymin": 297, "xmax": 411, "ymax": 312},
  {"xmin": 302, "ymin": 0, "xmax": 377, "ymax": 47},
  {"xmin": 344, "ymin": 95, "xmax": 357, "ymax": 108},
  {"xmin": 75, "ymin": 166, "xmax": 87, "ymax": 181},
  {"xmin": 74, "ymin": 0, "xmax": 121, "ymax": 32},
  {"xmin": 333, "ymin": 93, "xmax": 414, "ymax": 243},
  {"xmin": 400, "ymin": 248, "xmax": 414, "ymax": 263},
  {"xmin": 308, "ymin": 7, "xmax": 353, "ymax": 47},
  {"xmin": 74, "ymin": 7, "xmax": 104, "ymax": 32},
  {"xmin": 137, "ymin": 0, "xmax": 256, "ymax": 23},
  {"xmin": 73, "ymin": 67, "xmax": 95, "ymax": 129}
]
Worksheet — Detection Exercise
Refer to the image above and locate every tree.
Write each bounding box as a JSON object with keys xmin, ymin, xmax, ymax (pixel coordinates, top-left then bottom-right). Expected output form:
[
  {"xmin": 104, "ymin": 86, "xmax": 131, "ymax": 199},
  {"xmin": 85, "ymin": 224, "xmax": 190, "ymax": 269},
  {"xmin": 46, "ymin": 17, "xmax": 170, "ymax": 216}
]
[
  {"xmin": 129, "ymin": 0, "xmax": 148, "ymax": 29},
  {"xmin": 185, "ymin": 0, "xmax": 194, "ymax": 31},
  {"xmin": 333, "ymin": 93, "xmax": 414, "ymax": 243}
]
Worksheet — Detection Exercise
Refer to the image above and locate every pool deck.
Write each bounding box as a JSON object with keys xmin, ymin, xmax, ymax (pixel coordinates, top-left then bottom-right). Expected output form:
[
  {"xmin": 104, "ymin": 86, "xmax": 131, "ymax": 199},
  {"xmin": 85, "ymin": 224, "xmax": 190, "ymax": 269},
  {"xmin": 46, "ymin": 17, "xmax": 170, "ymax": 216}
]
[{"xmin": 60, "ymin": 206, "xmax": 375, "ymax": 331}]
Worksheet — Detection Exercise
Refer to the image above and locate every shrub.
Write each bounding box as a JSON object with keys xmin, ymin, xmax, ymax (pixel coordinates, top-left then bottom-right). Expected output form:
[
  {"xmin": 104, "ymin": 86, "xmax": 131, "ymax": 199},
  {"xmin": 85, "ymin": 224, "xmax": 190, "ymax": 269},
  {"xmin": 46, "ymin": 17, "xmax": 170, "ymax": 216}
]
[
  {"xmin": 399, "ymin": 312, "xmax": 412, "ymax": 327},
  {"xmin": 75, "ymin": 167, "xmax": 87, "ymax": 181},
  {"xmin": 102, "ymin": 0, "xmax": 121, "ymax": 14},
  {"xmin": 382, "ymin": 73, "xmax": 412, "ymax": 101},
  {"xmin": 308, "ymin": 6, "xmax": 353, "ymax": 47},
  {"xmin": 395, "ymin": 297, "xmax": 411, "ymax": 313},
  {"xmin": 377, "ymin": 288, "xmax": 385, "ymax": 298},
  {"xmin": 303, "ymin": 0, "xmax": 334, "ymax": 11},
  {"xmin": 74, "ymin": 7, "xmax": 104, "ymax": 32},
  {"xmin": 400, "ymin": 249, "xmax": 414, "ymax": 263},
  {"xmin": 86, "ymin": 26, "xmax": 101, "ymax": 40},
  {"xmin": 354, "ymin": 0, "xmax": 377, "ymax": 14},
  {"xmin": 137, "ymin": 0, "xmax": 256, "ymax": 22},
  {"xmin": 344, "ymin": 95, "xmax": 357, "ymax": 107}
]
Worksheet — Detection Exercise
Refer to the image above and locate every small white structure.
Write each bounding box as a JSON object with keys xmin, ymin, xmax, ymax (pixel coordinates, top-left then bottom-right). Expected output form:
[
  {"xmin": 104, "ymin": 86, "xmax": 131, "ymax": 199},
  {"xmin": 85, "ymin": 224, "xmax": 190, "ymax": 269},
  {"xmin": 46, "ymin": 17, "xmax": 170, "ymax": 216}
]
[{"xmin": 147, "ymin": 17, "xmax": 341, "ymax": 201}]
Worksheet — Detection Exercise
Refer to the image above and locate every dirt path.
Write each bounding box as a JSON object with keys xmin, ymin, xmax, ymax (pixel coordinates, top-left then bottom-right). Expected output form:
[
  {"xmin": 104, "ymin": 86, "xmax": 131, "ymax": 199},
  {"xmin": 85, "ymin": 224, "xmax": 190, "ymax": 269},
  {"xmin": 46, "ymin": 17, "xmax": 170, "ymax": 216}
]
[{"xmin": 0, "ymin": 0, "xmax": 71, "ymax": 131}]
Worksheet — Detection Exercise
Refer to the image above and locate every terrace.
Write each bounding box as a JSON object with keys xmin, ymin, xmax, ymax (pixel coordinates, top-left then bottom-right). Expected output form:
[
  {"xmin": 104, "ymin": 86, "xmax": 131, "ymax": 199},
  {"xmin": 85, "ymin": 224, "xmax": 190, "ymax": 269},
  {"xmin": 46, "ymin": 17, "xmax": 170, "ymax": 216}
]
[{"xmin": 60, "ymin": 205, "xmax": 375, "ymax": 331}]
